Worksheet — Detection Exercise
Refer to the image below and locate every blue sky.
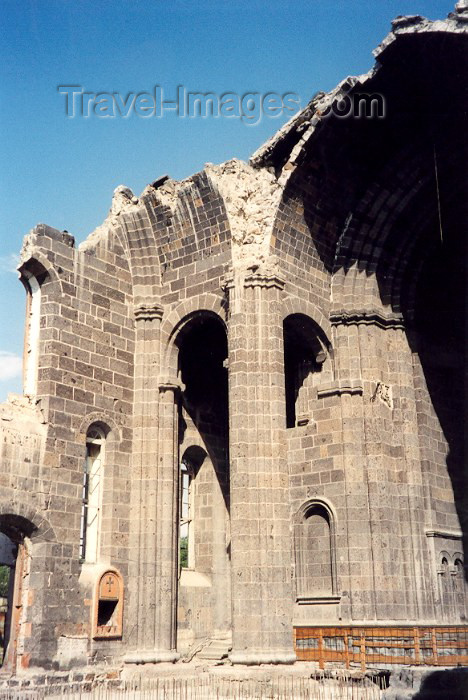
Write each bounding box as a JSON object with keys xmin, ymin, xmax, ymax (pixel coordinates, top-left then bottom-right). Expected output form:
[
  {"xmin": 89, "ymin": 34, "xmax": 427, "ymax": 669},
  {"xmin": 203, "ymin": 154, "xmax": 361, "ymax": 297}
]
[{"xmin": 0, "ymin": 0, "xmax": 455, "ymax": 400}]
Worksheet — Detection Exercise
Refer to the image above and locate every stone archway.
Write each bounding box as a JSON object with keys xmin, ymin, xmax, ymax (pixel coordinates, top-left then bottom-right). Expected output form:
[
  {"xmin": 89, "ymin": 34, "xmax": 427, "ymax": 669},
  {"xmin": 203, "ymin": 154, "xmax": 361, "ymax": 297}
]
[
  {"xmin": 0, "ymin": 532, "xmax": 16, "ymax": 668},
  {"xmin": 0, "ymin": 515, "xmax": 35, "ymax": 672},
  {"xmin": 175, "ymin": 312, "xmax": 231, "ymax": 656}
]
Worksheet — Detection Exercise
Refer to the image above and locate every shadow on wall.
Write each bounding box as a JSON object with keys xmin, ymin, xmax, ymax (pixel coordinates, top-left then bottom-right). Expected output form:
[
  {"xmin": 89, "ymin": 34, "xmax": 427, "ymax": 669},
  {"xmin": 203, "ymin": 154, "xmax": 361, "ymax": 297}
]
[
  {"xmin": 383, "ymin": 667, "xmax": 468, "ymax": 700},
  {"xmin": 409, "ymin": 209, "xmax": 467, "ymax": 584},
  {"xmin": 177, "ymin": 312, "xmax": 230, "ymax": 508},
  {"xmin": 413, "ymin": 668, "xmax": 468, "ymax": 700},
  {"xmin": 289, "ymin": 55, "xmax": 468, "ymax": 579}
]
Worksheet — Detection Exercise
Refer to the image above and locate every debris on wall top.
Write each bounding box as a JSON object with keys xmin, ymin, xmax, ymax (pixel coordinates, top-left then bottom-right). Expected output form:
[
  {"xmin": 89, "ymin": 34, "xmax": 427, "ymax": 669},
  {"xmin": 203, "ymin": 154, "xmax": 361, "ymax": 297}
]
[{"xmin": 205, "ymin": 159, "xmax": 282, "ymax": 266}]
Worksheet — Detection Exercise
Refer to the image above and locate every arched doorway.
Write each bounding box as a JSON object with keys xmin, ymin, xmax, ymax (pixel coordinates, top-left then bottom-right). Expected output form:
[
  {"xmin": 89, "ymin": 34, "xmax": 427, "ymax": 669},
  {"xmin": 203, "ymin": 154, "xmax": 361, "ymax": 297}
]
[
  {"xmin": 0, "ymin": 532, "xmax": 16, "ymax": 667},
  {"xmin": 0, "ymin": 516, "xmax": 34, "ymax": 672},
  {"xmin": 174, "ymin": 312, "xmax": 231, "ymax": 654}
]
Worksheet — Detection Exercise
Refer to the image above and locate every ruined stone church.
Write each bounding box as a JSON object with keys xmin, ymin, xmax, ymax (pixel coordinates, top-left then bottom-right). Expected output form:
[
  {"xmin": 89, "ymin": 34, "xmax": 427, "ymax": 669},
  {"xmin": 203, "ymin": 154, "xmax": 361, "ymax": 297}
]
[{"xmin": 0, "ymin": 6, "xmax": 466, "ymax": 676}]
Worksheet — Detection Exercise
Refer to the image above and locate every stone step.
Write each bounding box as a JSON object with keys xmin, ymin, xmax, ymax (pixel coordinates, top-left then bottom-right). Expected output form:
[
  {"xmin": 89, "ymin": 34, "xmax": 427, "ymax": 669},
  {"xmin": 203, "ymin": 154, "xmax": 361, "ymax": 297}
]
[{"xmin": 197, "ymin": 638, "xmax": 232, "ymax": 660}]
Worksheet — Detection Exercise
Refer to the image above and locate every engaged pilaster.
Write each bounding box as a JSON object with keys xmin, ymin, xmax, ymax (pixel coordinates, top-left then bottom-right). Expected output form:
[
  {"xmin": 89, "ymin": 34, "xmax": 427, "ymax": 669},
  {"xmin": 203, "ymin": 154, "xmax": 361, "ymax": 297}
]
[
  {"xmin": 225, "ymin": 262, "xmax": 296, "ymax": 665},
  {"xmin": 125, "ymin": 303, "xmax": 180, "ymax": 664},
  {"xmin": 154, "ymin": 378, "xmax": 183, "ymax": 659}
]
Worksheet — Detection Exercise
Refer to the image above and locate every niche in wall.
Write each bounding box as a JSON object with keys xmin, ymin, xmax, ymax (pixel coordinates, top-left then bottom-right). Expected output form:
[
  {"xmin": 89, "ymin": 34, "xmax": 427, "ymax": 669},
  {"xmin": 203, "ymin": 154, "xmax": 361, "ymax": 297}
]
[{"xmin": 93, "ymin": 570, "xmax": 123, "ymax": 639}]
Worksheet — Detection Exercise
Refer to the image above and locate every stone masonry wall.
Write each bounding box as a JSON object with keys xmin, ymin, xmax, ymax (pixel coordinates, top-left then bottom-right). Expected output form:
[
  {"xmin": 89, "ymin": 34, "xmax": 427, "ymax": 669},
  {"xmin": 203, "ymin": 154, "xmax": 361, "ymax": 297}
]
[
  {"xmin": 0, "ymin": 222, "xmax": 135, "ymax": 669},
  {"xmin": 1, "ymin": 10, "xmax": 467, "ymax": 669}
]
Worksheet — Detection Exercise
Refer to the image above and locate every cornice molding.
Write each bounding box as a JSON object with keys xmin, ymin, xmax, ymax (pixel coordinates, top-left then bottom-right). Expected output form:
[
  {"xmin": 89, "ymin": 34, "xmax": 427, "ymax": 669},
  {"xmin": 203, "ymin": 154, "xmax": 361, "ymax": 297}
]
[
  {"xmin": 426, "ymin": 529, "xmax": 463, "ymax": 540},
  {"xmin": 296, "ymin": 595, "xmax": 341, "ymax": 606},
  {"xmin": 243, "ymin": 269, "xmax": 285, "ymax": 290},
  {"xmin": 330, "ymin": 309, "xmax": 405, "ymax": 330},
  {"xmin": 317, "ymin": 380, "xmax": 363, "ymax": 399}
]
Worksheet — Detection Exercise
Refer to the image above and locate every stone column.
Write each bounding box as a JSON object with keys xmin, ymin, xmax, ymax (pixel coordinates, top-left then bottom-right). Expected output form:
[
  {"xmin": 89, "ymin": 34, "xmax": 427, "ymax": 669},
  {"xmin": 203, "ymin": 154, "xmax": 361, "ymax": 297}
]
[
  {"xmin": 153, "ymin": 378, "xmax": 182, "ymax": 658},
  {"xmin": 225, "ymin": 263, "xmax": 296, "ymax": 665},
  {"xmin": 125, "ymin": 303, "xmax": 180, "ymax": 664}
]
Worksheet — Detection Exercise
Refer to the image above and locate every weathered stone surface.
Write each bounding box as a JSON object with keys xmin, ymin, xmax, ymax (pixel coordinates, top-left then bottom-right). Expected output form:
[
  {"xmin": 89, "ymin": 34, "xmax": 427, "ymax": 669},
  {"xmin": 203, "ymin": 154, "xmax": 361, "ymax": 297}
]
[{"xmin": 0, "ymin": 5, "xmax": 466, "ymax": 677}]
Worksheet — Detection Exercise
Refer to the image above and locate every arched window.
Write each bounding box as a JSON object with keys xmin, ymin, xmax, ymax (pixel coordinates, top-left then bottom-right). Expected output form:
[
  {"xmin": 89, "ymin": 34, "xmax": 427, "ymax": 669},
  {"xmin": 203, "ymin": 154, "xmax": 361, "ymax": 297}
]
[
  {"xmin": 294, "ymin": 501, "xmax": 337, "ymax": 602},
  {"xmin": 22, "ymin": 272, "xmax": 41, "ymax": 397},
  {"xmin": 283, "ymin": 314, "xmax": 329, "ymax": 428},
  {"xmin": 453, "ymin": 556, "xmax": 465, "ymax": 607},
  {"xmin": 438, "ymin": 554, "xmax": 450, "ymax": 581},
  {"xmin": 454, "ymin": 558, "xmax": 464, "ymax": 577},
  {"xmin": 437, "ymin": 553, "xmax": 451, "ymax": 618},
  {"xmin": 80, "ymin": 426, "xmax": 105, "ymax": 563}
]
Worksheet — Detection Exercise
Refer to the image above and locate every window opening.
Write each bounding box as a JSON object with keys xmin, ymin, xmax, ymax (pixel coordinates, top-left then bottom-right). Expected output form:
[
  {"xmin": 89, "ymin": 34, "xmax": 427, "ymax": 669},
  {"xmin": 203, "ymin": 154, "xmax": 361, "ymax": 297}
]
[
  {"xmin": 80, "ymin": 428, "xmax": 104, "ymax": 563},
  {"xmin": 179, "ymin": 460, "xmax": 194, "ymax": 569}
]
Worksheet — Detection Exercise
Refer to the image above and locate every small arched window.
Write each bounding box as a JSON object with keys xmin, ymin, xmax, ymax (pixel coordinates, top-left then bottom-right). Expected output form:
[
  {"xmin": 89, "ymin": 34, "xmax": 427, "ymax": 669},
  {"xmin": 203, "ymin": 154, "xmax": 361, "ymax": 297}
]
[
  {"xmin": 453, "ymin": 557, "xmax": 465, "ymax": 595},
  {"xmin": 80, "ymin": 426, "xmax": 106, "ymax": 563},
  {"xmin": 439, "ymin": 555, "xmax": 450, "ymax": 577},
  {"xmin": 294, "ymin": 501, "xmax": 337, "ymax": 602}
]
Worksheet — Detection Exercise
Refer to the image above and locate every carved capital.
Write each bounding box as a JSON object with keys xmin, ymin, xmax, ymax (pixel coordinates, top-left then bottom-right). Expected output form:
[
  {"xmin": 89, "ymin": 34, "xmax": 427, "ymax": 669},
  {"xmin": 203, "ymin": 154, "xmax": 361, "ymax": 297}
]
[
  {"xmin": 243, "ymin": 268, "xmax": 285, "ymax": 291},
  {"xmin": 158, "ymin": 377, "xmax": 185, "ymax": 395},
  {"xmin": 134, "ymin": 302, "xmax": 164, "ymax": 322},
  {"xmin": 222, "ymin": 261, "xmax": 285, "ymax": 294}
]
